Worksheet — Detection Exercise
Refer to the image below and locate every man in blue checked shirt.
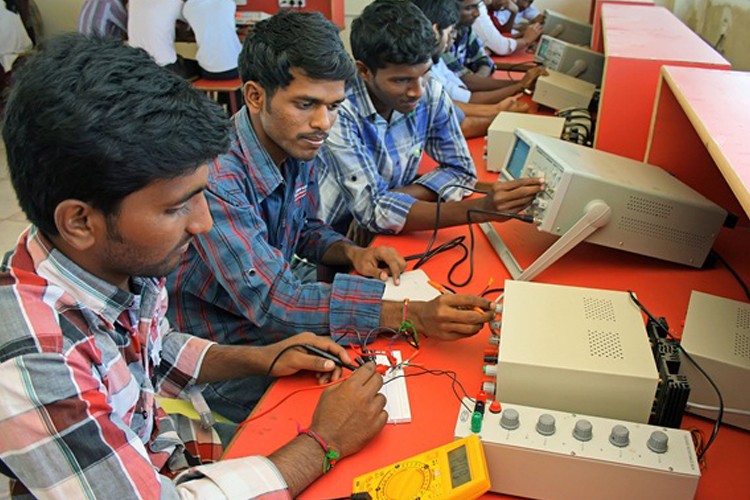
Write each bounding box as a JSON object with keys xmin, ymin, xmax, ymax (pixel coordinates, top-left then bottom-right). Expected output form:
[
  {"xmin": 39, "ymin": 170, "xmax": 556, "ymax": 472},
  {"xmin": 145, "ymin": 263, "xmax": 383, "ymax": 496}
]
[
  {"xmin": 167, "ymin": 10, "xmax": 497, "ymax": 423},
  {"xmin": 318, "ymin": 0, "xmax": 544, "ymax": 242}
]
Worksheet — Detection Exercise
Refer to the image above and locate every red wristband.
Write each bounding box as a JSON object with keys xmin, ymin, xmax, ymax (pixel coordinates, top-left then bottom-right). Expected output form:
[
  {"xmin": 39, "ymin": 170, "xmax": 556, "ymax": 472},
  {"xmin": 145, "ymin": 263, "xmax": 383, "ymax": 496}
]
[{"xmin": 297, "ymin": 426, "xmax": 340, "ymax": 473}]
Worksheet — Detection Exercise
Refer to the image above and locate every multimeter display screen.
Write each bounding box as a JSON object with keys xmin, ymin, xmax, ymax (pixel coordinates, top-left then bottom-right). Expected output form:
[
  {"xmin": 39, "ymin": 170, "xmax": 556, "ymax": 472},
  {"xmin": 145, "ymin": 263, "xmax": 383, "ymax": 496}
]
[{"xmin": 448, "ymin": 445, "xmax": 471, "ymax": 489}]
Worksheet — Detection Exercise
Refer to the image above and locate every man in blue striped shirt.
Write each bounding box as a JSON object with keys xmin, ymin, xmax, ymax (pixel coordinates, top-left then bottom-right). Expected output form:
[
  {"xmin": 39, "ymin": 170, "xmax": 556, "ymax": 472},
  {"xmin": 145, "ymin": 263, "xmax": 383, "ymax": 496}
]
[
  {"xmin": 77, "ymin": 0, "xmax": 128, "ymax": 39},
  {"xmin": 167, "ymin": 11, "xmax": 497, "ymax": 422},
  {"xmin": 318, "ymin": 0, "xmax": 544, "ymax": 240}
]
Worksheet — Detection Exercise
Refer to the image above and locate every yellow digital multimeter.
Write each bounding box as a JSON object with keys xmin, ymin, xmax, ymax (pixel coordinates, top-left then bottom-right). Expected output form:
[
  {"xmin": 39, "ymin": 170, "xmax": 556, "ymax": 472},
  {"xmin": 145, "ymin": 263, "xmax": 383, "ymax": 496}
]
[{"xmin": 352, "ymin": 435, "xmax": 490, "ymax": 500}]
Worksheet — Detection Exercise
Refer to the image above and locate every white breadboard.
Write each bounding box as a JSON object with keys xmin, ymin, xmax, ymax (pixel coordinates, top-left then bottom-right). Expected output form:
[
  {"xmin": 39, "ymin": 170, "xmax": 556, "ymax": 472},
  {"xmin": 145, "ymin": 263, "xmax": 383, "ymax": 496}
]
[{"xmin": 376, "ymin": 351, "xmax": 412, "ymax": 424}]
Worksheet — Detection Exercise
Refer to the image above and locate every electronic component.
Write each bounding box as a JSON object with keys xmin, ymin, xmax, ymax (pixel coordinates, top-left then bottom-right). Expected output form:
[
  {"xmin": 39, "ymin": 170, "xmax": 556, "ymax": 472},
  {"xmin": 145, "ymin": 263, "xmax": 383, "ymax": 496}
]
[
  {"xmin": 532, "ymin": 70, "xmax": 597, "ymax": 110},
  {"xmin": 489, "ymin": 281, "xmax": 659, "ymax": 422},
  {"xmin": 680, "ymin": 291, "xmax": 750, "ymax": 431},
  {"xmin": 482, "ymin": 130, "xmax": 727, "ymax": 280},
  {"xmin": 557, "ymin": 107, "xmax": 595, "ymax": 147},
  {"xmin": 352, "ymin": 435, "xmax": 490, "ymax": 500},
  {"xmin": 376, "ymin": 352, "xmax": 412, "ymax": 424},
  {"xmin": 542, "ymin": 9, "xmax": 593, "ymax": 46},
  {"xmin": 485, "ymin": 112, "xmax": 565, "ymax": 172},
  {"xmin": 454, "ymin": 399, "xmax": 701, "ymax": 500},
  {"xmin": 535, "ymin": 35, "xmax": 604, "ymax": 86},
  {"xmin": 646, "ymin": 318, "xmax": 691, "ymax": 428}
]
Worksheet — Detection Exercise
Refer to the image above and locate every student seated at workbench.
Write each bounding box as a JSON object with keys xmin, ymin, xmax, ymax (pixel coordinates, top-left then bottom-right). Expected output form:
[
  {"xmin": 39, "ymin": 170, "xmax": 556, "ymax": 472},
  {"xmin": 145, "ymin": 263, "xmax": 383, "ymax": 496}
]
[
  {"xmin": 166, "ymin": 10, "xmax": 497, "ymax": 423},
  {"xmin": 441, "ymin": 0, "xmax": 546, "ymax": 113},
  {"xmin": 491, "ymin": 0, "xmax": 544, "ymax": 36},
  {"xmin": 77, "ymin": 0, "xmax": 128, "ymax": 40},
  {"xmin": 412, "ymin": 0, "xmax": 529, "ymax": 139},
  {"xmin": 317, "ymin": 0, "xmax": 544, "ymax": 245},
  {"xmin": 182, "ymin": 0, "xmax": 241, "ymax": 80},
  {"xmin": 473, "ymin": 0, "xmax": 543, "ymax": 56},
  {"xmin": 0, "ymin": 34, "xmax": 387, "ymax": 499},
  {"xmin": 128, "ymin": 0, "xmax": 199, "ymax": 79}
]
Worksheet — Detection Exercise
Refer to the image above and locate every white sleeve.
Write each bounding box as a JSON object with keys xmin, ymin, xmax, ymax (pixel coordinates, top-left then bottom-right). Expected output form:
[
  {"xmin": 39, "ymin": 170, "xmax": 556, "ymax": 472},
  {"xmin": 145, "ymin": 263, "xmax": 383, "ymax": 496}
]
[
  {"xmin": 473, "ymin": 2, "xmax": 517, "ymax": 56},
  {"xmin": 174, "ymin": 456, "xmax": 290, "ymax": 499}
]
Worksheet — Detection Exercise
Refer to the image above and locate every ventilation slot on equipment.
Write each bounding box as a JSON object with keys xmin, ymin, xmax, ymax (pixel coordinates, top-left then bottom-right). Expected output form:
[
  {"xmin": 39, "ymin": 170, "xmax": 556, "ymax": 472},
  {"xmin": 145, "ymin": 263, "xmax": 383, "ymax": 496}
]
[
  {"xmin": 626, "ymin": 196, "xmax": 673, "ymax": 219},
  {"xmin": 617, "ymin": 217, "xmax": 709, "ymax": 248},
  {"xmin": 583, "ymin": 296, "xmax": 616, "ymax": 322},
  {"xmin": 736, "ymin": 307, "xmax": 750, "ymax": 330},
  {"xmin": 587, "ymin": 330, "xmax": 624, "ymax": 360},
  {"xmin": 734, "ymin": 332, "xmax": 750, "ymax": 361}
]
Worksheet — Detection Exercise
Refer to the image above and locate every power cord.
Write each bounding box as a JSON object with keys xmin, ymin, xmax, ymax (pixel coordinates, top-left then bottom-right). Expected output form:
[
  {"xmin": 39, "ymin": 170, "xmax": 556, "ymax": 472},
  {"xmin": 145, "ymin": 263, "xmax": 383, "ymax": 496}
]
[
  {"xmin": 710, "ymin": 250, "xmax": 750, "ymax": 301},
  {"xmin": 385, "ymin": 364, "xmax": 474, "ymax": 413},
  {"xmin": 628, "ymin": 291, "xmax": 723, "ymax": 462},
  {"xmin": 407, "ymin": 183, "xmax": 534, "ymax": 288},
  {"xmin": 265, "ymin": 343, "xmax": 308, "ymax": 377}
]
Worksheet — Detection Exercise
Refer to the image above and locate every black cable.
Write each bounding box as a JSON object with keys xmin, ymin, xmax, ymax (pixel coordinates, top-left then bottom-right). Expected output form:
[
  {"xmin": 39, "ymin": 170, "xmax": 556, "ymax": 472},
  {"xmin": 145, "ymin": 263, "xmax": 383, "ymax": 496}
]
[
  {"xmin": 403, "ymin": 235, "xmax": 467, "ymax": 263},
  {"xmin": 481, "ymin": 287, "xmax": 505, "ymax": 298},
  {"xmin": 711, "ymin": 250, "xmax": 750, "ymax": 302},
  {"xmin": 384, "ymin": 365, "xmax": 474, "ymax": 413},
  {"xmin": 265, "ymin": 343, "xmax": 307, "ymax": 377},
  {"xmin": 410, "ymin": 183, "xmax": 534, "ymax": 289},
  {"xmin": 410, "ymin": 184, "xmax": 472, "ymax": 281},
  {"xmin": 628, "ymin": 291, "xmax": 723, "ymax": 461},
  {"xmin": 564, "ymin": 122, "xmax": 591, "ymax": 138}
]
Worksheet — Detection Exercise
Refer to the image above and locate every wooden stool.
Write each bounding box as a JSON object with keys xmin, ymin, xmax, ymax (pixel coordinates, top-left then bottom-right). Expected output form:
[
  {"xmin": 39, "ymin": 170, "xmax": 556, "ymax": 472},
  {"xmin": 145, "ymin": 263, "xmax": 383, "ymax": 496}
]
[{"xmin": 192, "ymin": 77, "xmax": 243, "ymax": 115}]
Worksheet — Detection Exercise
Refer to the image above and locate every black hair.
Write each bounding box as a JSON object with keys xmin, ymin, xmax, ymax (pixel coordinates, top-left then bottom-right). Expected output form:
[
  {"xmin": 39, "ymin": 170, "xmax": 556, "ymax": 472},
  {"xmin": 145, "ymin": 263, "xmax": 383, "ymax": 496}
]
[
  {"xmin": 351, "ymin": 0, "xmax": 436, "ymax": 73},
  {"xmin": 2, "ymin": 34, "xmax": 230, "ymax": 237},
  {"xmin": 239, "ymin": 10, "xmax": 355, "ymax": 95},
  {"xmin": 411, "ymin": 0, "xmax": 459, "ymax": 31}
]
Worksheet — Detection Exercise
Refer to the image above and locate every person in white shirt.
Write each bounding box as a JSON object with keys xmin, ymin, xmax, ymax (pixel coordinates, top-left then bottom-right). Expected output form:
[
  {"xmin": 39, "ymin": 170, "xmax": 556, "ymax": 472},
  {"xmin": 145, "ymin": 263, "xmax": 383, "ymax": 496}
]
[
  {"xmin": 492, "ymin": 0, "xmax": 543, "ymax": 35},
  {"xmin": 128, "ymin": 0, "xmax": 198, "ymax": 78},
  {"xmin": 473, "ymin": 0, "xmax": 541, "ymax": 56},
  {"xmin": 413, "ymin": 0, "xmax": 528, "ymax": 138},
  {"xmin": 0, "ymin": 1, "xmax": 32, "ymax": 73},
  {"xmin": 183, "ymin": 0, "xmax": 242, "ymax": 79}
]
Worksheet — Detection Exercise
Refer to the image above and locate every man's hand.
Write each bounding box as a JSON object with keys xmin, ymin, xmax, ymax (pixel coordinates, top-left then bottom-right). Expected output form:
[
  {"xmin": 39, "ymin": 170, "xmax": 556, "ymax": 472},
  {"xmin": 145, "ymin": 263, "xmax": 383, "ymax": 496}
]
[
  {"xmin": 410, "ymin": 294, "xmax": 495, "ymax": 341},
  {"xmin": 495, "ymin": 93, "xmax": 530, "ymax": 114},
  {"xmin": 479, "ymin": 177, "xmax": 545, "ymax": 220},
  {"xmin": 522, "ymin": 22, "xmax": 543, "ymax": 43},
  {"xmin": 521, "ymin": 65, "xmax": 548, "ymax": 89},
  {"xmin": 310, "ymin": 363, "xmax": 388, "ymax": 457},
  {"xmin": 262, "ymin": 332, "xmax": 352, "ymax": 384},
  {"xmin": 347, "ymin": 245, "xmax": 407, "ymax": 284}
]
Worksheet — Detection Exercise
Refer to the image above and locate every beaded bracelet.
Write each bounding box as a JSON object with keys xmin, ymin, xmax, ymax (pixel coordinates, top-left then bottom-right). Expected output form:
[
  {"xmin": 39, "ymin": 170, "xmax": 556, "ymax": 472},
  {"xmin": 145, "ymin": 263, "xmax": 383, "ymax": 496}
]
[{"xmin": 298, "ymin": 427, "xmax": 340, "ymax": 474}]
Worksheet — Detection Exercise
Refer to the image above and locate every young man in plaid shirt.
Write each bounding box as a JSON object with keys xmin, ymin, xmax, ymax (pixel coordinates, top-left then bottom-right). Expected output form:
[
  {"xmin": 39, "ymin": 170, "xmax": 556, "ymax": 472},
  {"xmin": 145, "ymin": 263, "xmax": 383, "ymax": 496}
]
[
  {"xmin": 442, "ymin": 0, "xmax": 547, "ymax": 103},
  {"xmin": 0, "ymin": 34, "xmax": 386, "ymax": 498},
  {"xmin": 317, "ymin": 0, "xmax": 545, "ymax": 241}
]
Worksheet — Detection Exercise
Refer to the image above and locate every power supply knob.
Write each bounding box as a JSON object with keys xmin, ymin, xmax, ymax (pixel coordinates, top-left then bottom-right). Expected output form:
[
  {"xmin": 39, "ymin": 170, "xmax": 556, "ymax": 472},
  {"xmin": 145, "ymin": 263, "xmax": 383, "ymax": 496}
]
[
  {"xmin": 609, "ymin": 425, "xmax": 630, "ymax": 448},
  {"xmin": 536, "ymin": 414, "xmax": 556, "ymax": 436},
  {"xmin": 572, "ymin": 419, "xmax": 593, "ymax": 442},
  {"xmin": 647, "ymin": 431, "xmax": 669, "ymax": 454},
  {"xmin": 482, "ymin": 382, "xmax": 496, "ymax": 395},
  {"xmin": 483, "ymin": 364, "xmax": 498, "ymax": 377},
  {"xmin": 500, "ymin": 408, "xmax": 520, "ymax": 430}
]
